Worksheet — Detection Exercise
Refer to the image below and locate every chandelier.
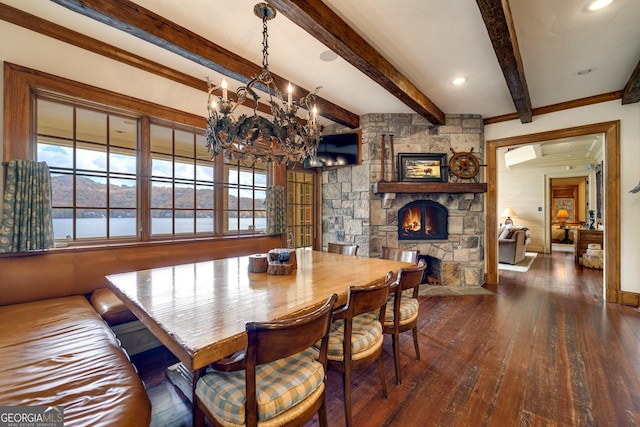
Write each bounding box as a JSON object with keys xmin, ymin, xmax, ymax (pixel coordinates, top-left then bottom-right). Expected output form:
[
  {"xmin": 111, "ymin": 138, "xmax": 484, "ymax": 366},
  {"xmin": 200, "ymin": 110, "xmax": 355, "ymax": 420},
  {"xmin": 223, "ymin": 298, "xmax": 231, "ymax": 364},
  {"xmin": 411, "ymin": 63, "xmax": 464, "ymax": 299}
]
[{"xmin": 205, "ymin": 3, "xmax": 321, "ymax": 165}]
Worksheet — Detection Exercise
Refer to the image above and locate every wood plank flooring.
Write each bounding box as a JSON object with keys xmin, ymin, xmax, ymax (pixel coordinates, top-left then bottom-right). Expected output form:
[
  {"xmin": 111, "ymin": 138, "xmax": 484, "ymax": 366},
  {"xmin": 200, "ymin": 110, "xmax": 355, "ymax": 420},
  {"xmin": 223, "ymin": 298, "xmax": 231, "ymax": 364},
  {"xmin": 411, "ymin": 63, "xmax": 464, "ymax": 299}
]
[{"xmin": 132, "ymin": 251, "xmax": 640, "ymax": 426}]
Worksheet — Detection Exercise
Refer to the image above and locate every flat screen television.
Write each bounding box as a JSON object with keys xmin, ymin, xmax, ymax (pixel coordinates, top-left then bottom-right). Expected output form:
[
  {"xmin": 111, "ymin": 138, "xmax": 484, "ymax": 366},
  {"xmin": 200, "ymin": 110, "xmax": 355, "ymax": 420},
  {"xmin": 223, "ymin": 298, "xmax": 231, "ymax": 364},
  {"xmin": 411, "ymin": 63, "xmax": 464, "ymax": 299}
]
[{"xmin": 304, "ymin": 131, "xmax": 361, "ymax": 169}]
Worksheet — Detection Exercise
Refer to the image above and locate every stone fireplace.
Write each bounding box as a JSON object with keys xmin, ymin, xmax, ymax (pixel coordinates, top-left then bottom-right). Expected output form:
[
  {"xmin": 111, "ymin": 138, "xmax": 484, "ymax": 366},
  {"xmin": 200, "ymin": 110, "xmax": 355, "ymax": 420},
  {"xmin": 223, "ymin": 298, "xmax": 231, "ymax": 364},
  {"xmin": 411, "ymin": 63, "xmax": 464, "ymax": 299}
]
[
  {"xmin": 321, "ymin": 113, "xmax": 485, "ymax": 287},
  {"xmin": 398, "ymin": 200, "xmax": 448, "ymax": 240},
  {"xmin": 373, "ymin": 191, "xmax": 484, "ymax": 286}
]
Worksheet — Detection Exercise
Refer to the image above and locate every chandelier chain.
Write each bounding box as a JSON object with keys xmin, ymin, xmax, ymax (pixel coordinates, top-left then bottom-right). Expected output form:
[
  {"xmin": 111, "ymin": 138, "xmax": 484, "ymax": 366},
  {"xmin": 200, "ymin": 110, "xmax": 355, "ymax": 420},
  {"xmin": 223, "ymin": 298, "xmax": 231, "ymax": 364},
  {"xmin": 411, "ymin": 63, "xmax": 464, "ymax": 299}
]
[{"xmin": 262, "ymin": 16, "xmax": 269, "ymax": 75}]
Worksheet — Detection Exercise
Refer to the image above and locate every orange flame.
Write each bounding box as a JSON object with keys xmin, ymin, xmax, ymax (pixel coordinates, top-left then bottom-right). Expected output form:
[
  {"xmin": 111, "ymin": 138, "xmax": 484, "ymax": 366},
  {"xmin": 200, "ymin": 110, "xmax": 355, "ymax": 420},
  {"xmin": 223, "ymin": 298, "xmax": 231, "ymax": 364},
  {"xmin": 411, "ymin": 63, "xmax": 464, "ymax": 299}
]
[{"xmin": 402, "ymin": 207, "xmax": 421, "ymax": 233}]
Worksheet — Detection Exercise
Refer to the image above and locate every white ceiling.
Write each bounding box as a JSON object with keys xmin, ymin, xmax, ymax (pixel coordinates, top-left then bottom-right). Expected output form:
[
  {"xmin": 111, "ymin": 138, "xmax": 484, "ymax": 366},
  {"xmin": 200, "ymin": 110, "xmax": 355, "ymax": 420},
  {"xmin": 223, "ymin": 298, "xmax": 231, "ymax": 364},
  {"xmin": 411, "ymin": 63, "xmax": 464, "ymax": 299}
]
[{"xmin": 4, "ymin": 0, "xmax": 640, "ymax": 125}]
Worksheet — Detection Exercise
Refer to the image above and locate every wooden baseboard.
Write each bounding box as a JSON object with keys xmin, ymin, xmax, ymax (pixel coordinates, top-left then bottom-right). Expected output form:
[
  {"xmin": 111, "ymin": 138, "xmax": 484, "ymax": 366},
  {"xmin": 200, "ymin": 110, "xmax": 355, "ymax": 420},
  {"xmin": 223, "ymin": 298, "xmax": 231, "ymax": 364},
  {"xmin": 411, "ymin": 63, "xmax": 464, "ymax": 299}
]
[{"xmin": 620, "ymin": 291, "xmax": 640, "ymax": 307}]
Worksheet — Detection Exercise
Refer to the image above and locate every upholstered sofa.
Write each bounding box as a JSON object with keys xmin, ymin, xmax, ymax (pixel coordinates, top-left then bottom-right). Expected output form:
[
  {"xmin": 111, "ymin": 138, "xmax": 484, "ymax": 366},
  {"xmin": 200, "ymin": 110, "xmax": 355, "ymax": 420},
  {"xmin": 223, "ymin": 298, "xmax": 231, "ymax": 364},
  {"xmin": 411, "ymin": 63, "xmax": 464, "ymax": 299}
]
[
  {"xmin": 498, "ymin": 226, "xmax": 527, "ymax": 264},
  {"xmin": 0, "ymin": 277, "xmax": 151, "ymax": 426}
]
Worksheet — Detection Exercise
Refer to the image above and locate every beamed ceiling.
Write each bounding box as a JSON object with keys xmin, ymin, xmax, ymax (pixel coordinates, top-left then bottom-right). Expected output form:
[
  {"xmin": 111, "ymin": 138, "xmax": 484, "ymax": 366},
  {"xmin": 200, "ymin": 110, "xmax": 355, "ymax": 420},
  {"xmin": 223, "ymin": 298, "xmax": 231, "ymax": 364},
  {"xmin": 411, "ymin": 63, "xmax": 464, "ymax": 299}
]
[{"xmin": 1, "ymin": 0, "xmax": 639, "ymax": 128}]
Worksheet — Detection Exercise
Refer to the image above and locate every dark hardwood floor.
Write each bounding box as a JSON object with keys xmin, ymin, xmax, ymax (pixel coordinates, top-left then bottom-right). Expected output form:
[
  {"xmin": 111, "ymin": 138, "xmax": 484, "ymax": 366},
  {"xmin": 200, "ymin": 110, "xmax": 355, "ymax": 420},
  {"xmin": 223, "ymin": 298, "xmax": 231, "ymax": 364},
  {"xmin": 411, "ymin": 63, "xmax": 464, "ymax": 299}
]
[{"xmin": 132, "ymin": 251, "xmax": 640, "ymax": 426}]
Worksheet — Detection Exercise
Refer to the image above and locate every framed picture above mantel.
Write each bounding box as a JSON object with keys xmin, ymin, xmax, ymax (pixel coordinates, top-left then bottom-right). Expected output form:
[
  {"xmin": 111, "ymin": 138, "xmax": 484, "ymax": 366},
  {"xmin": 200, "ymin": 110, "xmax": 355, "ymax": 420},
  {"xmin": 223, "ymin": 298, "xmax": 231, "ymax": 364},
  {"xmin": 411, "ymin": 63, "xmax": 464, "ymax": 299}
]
[{"xmin": 398, "ymin": 153, "xmax": 448, "ymax": 182}]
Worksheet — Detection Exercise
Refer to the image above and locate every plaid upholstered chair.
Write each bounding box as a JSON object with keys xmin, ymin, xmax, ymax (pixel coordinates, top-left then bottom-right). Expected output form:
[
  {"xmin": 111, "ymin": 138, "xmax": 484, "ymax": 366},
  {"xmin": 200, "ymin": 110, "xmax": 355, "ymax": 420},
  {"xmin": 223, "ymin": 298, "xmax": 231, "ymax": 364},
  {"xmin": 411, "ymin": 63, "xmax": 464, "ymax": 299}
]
[
  {"xmin": 194, "ymin": 293, "xmax": 338, "ymax": 427},
  {"xmin": 321, "ymin": 272, "xmax": 394, "ymax": 427},
  {"xmin": 383, "ymin": 259, "xmax": 427, "ymax": 385},
  {"xmin": 328, "ymin": 242, "xmax": 359, "ymax": 256}
]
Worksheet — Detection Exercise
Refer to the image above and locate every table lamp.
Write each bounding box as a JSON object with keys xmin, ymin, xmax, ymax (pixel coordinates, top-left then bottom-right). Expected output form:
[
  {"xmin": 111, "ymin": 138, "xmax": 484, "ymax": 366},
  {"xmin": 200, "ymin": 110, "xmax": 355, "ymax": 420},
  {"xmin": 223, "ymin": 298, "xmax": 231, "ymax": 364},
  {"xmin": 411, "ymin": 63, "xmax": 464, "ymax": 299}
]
[
  {"xmin": 501, "ymin": 207, "xmax": 517, "ymax": 225},
  {"xmin": 557, "ymin": 208, "xmax": 569, "ymax": 228}
]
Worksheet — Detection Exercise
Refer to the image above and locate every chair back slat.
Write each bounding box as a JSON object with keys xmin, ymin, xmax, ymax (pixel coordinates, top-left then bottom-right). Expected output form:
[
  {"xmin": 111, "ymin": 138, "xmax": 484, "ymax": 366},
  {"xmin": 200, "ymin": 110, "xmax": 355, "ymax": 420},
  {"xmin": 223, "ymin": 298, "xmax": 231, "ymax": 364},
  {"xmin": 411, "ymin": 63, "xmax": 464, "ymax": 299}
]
[
  {"xmin": 328, "ymin": 242, "xmax": 359, "ymax": 256},
  {"xmin": 397, "ymin": 259, "xmax": 427, "ymax": 294},
  {"xmin": 380, "ymin": 246, "xmax": 419, "ymax": 263},
  {"xmin": 342, "ymin": 272, "xmax": 394, "ymax": 319},
  {"xmin": 247, "ymin": 294, "xmax": 338, "ymax": 365}
]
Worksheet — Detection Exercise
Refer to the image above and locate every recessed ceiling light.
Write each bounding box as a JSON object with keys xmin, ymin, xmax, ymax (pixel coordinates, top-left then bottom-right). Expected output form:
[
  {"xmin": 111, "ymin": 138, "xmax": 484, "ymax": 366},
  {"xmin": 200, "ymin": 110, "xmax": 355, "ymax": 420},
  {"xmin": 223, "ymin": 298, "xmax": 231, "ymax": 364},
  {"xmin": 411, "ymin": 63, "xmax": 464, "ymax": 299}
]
[
  {"xmin": 452, "ymin": 77, "xmax": 467, "ymax": 86},
  {"xmin": 319, "ymin": 50, "xmax": 338, "ymax": 62},
  {"xmin": 588, "ymin": 0, "xmax": 613, "ymax": 11}
]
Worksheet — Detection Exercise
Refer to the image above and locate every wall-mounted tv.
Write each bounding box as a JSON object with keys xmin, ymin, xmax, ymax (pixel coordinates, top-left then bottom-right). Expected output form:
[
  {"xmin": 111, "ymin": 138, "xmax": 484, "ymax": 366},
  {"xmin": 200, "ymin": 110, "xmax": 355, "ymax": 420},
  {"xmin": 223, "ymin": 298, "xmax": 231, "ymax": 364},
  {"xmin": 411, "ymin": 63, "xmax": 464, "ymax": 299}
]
[{"xmin": 304, "ymin": 131, "xmax": 361, "ymax": 169}]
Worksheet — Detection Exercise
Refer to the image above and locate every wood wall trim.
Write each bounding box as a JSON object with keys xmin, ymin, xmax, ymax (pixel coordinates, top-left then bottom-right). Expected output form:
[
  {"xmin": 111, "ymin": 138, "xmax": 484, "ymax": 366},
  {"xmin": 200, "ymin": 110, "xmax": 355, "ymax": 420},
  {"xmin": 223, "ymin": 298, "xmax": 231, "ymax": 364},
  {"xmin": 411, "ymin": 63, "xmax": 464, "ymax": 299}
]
[
  {"xmin": 620, "ymin": 291, "xmax": 640, "ymax": 307},
  {"xmin": 0, "ymin": 236, "xmax": 281, "ymax": 306},
  {"xmin": 484, "ymin": 91, "xmax": 623, "ymax": 125},
  {"xmin": 485, "ymin": 121, "xmax": 623, "ymax": 304}
]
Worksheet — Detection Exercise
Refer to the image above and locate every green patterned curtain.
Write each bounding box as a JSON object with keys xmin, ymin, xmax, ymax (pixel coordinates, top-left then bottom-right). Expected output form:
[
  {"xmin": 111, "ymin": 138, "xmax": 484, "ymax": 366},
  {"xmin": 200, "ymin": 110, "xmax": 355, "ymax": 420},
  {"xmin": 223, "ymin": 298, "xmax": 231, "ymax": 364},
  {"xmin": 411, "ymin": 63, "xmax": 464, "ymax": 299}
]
[
  {"xmin": 0, "ymin": 160, "xmax": 55, "ymax": 253},
  {"xmin": 265, "ymin": 185, "xmax": 286, "ymax": 235}
]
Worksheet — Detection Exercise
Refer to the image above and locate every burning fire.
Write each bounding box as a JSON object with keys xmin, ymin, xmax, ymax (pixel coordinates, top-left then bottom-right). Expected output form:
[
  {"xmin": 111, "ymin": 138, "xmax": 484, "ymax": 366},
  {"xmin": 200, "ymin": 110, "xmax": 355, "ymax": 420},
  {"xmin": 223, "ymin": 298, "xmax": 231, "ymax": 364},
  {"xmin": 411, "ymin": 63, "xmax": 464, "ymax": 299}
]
[{"xmin": 402, "ymin": 207, "xmax": 421, "ymax": 233}]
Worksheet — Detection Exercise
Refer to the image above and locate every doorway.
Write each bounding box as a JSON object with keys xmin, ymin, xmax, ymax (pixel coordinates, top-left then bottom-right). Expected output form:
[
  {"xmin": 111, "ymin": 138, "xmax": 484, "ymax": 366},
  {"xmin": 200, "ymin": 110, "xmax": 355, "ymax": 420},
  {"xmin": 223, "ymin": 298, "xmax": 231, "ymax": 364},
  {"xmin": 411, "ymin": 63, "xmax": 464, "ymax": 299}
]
[
  {"xmin": 550, "ymin": 177, "xmax": 587, "ymax": 252},
  {"xmin": 486, "ymin": 121, "xmax": 620, "ymax": 303}
]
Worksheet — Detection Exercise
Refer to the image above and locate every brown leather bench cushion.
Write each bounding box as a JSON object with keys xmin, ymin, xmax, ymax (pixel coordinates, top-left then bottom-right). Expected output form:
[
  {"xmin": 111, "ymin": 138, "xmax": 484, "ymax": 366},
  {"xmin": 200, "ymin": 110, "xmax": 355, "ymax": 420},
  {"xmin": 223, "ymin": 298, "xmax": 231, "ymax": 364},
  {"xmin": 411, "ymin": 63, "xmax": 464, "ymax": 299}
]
[
  {"xmin": 0, "ymin": 296, "xmax": 151, "ymax": 427},
  {"xmin": 90, "ymin": 287, "xmax": 137, "ymax": 326}
]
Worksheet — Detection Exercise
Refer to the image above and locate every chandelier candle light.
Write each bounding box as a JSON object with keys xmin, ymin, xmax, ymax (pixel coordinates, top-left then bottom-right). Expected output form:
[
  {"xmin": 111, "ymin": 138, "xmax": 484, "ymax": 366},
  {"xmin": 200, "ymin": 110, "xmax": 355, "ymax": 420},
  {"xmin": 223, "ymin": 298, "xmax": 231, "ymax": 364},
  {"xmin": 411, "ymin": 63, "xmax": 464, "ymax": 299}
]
[{"xmin": 206, "ymin": 3, "xmax": 321, "ymax": 165}]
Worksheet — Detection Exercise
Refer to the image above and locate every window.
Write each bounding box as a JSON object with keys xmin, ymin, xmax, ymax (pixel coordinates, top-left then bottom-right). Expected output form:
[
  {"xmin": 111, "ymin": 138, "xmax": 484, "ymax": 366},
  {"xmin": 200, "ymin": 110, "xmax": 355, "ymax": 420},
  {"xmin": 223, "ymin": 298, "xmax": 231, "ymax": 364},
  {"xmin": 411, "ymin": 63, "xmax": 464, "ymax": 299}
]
[
  {"xmin": 150, "ymin": 123, "xmax": 214, "ymax": 236},
  {"xmin": 36, "ymin": 97, "xmax": 139, "ymax": 240},
  {"xmin": 223, "ymin": 159, "xmax": 267, "ymax": 235},
  {"xmin": 34, "ymin": 93, "xmax": 267, "ymax": 244},
  {"xmin": 286, "ymin": 170, "xmax": 314, "ymax": 248}
]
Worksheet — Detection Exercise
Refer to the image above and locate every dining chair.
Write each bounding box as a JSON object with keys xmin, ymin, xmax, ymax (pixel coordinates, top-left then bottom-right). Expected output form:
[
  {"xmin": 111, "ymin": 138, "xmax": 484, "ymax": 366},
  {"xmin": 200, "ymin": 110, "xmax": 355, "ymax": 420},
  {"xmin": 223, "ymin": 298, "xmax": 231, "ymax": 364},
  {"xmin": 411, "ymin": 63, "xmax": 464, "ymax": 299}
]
[
  {"xmin": 328, "ymin": 242, "xmax": 359, "ymax": 256},
  {"xmin": 194, "ymin": 293, "xmax": 338, "ymax": 427},
  {"xmin": 321, "ymin": 272, "xmax": 395, "ymax": 427},
  {"xmin": 383, "ymin": 259, "xmax": 427, "ymax": 385},
  {"xmin": 380, "ymin": 246, "xmax": 420, "ymax": 263}
]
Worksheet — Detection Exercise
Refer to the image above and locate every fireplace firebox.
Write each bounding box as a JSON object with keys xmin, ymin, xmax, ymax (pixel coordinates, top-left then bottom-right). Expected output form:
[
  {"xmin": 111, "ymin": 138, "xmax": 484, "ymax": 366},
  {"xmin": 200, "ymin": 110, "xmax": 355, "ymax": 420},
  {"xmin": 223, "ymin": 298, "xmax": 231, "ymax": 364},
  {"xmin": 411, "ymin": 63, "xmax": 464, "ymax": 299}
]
[{"xmin": 398, "ymin": 200, "xmax": 448, "ymax": 240}]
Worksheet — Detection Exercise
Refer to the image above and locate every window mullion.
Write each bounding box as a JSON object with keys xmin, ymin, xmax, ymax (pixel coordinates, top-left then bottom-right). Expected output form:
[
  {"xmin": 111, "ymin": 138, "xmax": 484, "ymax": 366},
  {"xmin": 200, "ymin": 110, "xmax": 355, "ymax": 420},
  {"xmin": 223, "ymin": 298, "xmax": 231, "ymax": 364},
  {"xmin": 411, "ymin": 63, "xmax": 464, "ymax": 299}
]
[{"xmin": 139, "ymin": 115, "xmax": 151, "ymax": 241}]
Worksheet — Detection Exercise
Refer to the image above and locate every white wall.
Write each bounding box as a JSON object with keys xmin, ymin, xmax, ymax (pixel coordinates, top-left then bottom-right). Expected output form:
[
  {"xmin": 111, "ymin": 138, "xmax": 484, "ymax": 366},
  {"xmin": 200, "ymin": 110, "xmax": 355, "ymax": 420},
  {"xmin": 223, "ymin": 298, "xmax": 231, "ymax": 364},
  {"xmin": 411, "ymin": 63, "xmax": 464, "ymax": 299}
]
[{"xmin": 486, "ymin": 100, "xmax": 640, "ymax": 293}]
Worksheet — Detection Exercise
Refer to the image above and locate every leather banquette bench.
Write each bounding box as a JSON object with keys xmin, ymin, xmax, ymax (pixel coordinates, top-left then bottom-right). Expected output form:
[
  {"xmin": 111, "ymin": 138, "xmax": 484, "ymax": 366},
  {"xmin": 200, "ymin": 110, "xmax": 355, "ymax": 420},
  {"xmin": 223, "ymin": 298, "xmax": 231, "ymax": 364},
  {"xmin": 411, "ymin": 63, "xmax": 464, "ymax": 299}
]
[
  {"xmin": 0, "ymin": 272, "xmax": 151, "ymax": 426},
  {"xmin": 0, "ymin": 236, "xmax": 283, "ymax": 426}
]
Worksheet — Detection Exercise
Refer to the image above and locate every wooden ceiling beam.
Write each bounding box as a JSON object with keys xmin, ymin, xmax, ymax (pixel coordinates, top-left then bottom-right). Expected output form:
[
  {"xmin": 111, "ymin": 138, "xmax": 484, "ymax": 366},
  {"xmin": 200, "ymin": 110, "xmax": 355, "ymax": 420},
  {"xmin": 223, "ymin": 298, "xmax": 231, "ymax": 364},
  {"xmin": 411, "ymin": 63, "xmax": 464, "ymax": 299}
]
[
  {"xmin": 476, "ymin": 0, "xmax": 532, "ymax": 123},
  {"xmin": 622, "ymin": 59, "xmax": 640, "ymax": 105},
  {"xmin": 50, "ymin": 0, "xmax": 359, "ymax": 128},
  {"xmin": 266, "ymin": 0, "xmax": 445, "ymax": 125}
]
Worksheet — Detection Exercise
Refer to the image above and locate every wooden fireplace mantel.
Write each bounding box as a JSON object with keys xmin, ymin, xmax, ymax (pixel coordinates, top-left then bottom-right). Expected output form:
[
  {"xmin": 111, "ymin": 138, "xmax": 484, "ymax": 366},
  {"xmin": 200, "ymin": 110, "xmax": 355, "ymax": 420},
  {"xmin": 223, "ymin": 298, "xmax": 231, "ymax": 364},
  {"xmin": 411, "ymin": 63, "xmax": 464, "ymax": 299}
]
[{"xmin": 373, "ymin": 181, "xmax": 487, "ymax": 195}]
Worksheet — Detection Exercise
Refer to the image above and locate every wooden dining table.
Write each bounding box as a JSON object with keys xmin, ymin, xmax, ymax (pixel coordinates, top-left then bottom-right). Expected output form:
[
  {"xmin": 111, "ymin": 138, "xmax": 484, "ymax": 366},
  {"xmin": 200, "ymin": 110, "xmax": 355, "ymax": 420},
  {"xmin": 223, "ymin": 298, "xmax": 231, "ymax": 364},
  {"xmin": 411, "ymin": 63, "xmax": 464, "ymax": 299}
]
[{"xmin": 105, "ymin": 248, "xmax": 412, "ymax": 371}]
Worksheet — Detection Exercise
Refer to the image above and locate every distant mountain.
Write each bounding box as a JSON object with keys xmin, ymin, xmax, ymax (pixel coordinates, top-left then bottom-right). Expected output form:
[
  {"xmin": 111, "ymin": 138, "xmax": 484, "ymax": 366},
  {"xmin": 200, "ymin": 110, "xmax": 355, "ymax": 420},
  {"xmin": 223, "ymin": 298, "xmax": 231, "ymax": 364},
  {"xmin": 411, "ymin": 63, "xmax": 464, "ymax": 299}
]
[{"xmin": 51, "ymin": 175, "xmax": 265, "ymax": 218}]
